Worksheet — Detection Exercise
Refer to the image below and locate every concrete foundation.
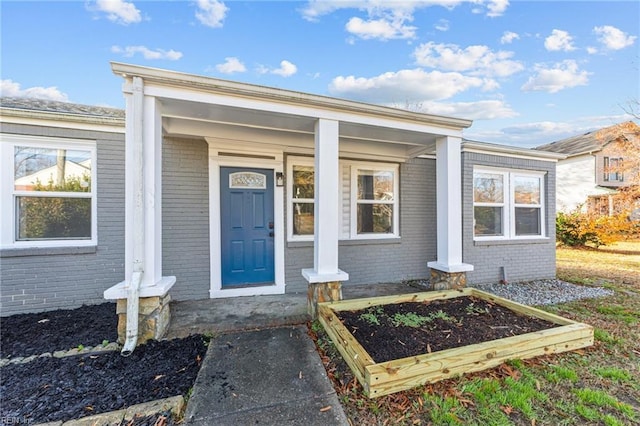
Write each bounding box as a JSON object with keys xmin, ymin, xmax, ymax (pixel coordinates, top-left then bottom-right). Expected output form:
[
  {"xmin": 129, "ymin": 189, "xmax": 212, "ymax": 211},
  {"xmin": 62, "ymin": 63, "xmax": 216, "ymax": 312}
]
[
  {"xmin": 116, "ymin": 294, "xmax": 171, "ymax": 345},
  {"xmin": 307, "ymin": 281, "xmax": 342, "ymax": 319},
  {"xmin": 430, "ymin": 269, "xmax": 467, "ymax": 291}
]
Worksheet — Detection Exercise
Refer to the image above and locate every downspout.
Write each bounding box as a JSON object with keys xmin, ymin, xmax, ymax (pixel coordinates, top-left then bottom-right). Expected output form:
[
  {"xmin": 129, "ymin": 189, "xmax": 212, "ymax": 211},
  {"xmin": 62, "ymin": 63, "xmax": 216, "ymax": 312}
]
[{"xmin": 122, "ymin": 76, "xmax": 145, "ymax": 357}]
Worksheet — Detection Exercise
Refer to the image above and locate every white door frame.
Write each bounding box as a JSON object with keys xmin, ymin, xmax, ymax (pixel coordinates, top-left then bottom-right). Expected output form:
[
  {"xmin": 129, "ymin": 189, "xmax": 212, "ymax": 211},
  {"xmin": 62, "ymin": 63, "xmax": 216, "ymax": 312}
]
[{"xmin": 207, "ymin": 141, "xmax": 285, "ymax": 298}]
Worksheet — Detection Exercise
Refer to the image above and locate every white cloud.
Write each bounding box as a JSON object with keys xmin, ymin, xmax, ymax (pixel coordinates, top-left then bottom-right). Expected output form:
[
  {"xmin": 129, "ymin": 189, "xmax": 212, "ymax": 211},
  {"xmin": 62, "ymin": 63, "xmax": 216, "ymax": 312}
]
[
  {"xmin": 521, "ymin": 60, "xmax": 590, "ymax": 93},
  {"xmin": 544, "ymin": 29, "xmax": 575, "ymax": 52},
  {"xmin": 215, "ymin": 57, "xmax": 246, "ymax": 74},
  {"xmin": 1, "ymin": 79, "xmax": 69, "ymax": 101},
  {"xmin": 500, "ymin": 31, "xmax": 519, "ymax": 44},
  {"xmin": 485, "ymin": 0, "xmax": 509, "ymax": 17},
  {"xmin": 195, "ymin": 0, "xmax": 228, "ymax": 28},
  {"xmin": 111, "ymin": 45, "xmax": 183, "ymax": 60},
  {"xmin": 299, "ymin": 1, "xmax": 508, "ymax": 32},
  {"xmin": 502, "ymin": 121, "xmax": 578, "ymax": 136},
  {"xmin": 586, "ymin": 46, "xmax": 598, "ymax": 55},
  {"xmin": 345, "ymin": 16, "xmax": 416, "ymax": 40},
  {"xmin": 328, "ymin": 68, "xmax": 485, "ymax": 103},
  {"xmin": 302, "ymin": 1, "xmax": 506, "ymax": 22},
  {"xmin": 593, "ymin": 25, "xmax": 636, "ymax": 50},
  {"xmin": 258, "ymin": 60, "xmax": 298, "ymax": 77},
  {"xmin": 468, "ymin": 114, "xmax": 635, "ymax": 147},
  {"xmin": 94, "ymin": 0, "xmax": 141, "ymax": 25},
  {"xmin": 273, "ymin": 60, "xmax": 298, "ymax": 77},
  {"xmin": 413, "ymin": 42, "xmax": 523, "ymax": 77},
  {"xmin": 416, "ymin": 99, "xmax": 517, "ymax": 120},
  {"xmin": 435, "ymin": 19, "xmax": 449, "ymax": 32}
]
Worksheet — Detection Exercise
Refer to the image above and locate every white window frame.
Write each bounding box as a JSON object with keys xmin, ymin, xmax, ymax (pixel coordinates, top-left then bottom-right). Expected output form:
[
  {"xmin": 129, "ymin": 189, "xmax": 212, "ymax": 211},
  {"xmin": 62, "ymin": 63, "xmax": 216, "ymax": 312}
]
[
  {"xmin": 349, "ymin": 162, "xmax": 399, "ymax": 240},
  {"xmin": 287, "ymin": 157, "xmax": 316, "ymax": 242},
  {"xmin": 473, "ymin": 167, "xmax": 546, "ymax": 241},
  {"xmin": 603, "ymin": 157, "xmax": 624, "ymax": 182},
  {"xmin": 0, "ymin": 134, "xmax": 97, "ymax": 249},
  {"xmin": 287, "ymin": 157, "xmax": 400, "ymax": 242}
]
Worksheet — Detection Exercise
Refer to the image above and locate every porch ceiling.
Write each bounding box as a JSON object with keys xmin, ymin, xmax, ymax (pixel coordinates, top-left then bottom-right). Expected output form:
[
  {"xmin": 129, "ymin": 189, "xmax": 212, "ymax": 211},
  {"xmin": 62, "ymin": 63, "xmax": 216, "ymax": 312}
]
[{"xmin": 159, "ymin": 98, "xmax": 439, "ymax": 156}]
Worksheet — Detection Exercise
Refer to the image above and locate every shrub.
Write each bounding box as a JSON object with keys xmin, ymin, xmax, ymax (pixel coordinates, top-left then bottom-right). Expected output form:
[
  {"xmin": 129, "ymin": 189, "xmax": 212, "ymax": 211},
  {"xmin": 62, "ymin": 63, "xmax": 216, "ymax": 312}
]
[{"xmin": 556, "ymin": 209, "xmax": 637, "ymax": 247}]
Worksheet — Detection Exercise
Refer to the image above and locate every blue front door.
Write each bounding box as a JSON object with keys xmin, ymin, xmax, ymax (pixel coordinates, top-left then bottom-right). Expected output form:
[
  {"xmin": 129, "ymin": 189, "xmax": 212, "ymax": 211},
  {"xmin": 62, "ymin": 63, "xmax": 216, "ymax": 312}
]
[{"xmin": 220, "ymin": 167, "xmax": 275, "ymax": 287}]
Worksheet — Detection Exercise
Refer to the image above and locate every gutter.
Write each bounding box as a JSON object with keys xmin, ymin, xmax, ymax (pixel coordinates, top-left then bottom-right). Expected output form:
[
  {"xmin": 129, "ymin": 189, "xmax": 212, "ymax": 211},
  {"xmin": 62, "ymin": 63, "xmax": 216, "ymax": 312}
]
[{"xmin": 121, "ymin": 76, "xmax": 145, "ymax": 357}]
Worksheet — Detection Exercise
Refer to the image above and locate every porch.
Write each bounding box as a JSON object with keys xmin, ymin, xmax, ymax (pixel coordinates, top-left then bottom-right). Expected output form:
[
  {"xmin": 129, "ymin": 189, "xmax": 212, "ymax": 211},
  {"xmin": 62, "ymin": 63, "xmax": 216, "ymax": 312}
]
[{"xmin": 165, "ymin": 282, "xmax": 418, "ymax": 339}]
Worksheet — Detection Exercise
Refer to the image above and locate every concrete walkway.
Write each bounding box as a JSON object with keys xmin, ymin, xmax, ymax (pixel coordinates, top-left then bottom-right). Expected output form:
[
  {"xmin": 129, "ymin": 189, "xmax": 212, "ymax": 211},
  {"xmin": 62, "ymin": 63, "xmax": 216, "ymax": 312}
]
[
  {"xmin": 184, "ymin": 326, "xmax": 349, "ymax": 425},
  {"xmin": 169, "ymin": 282, "xmax": 420, "ymax": 426}
]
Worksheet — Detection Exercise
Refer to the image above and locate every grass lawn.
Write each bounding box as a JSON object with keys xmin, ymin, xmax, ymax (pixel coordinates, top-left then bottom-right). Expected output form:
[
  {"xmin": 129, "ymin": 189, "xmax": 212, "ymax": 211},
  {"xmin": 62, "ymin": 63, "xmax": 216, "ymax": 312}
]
[{"xmin": 314, "ymin": 240, "xmax": 640, "ymax": 425}]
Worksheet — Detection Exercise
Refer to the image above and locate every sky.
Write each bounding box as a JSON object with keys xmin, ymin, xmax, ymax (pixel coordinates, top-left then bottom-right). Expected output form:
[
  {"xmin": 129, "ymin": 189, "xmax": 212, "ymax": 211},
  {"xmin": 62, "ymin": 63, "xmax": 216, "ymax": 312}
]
[{"xmin": 1, "ymin": 0, "xmax": 639, "ymax": 147}]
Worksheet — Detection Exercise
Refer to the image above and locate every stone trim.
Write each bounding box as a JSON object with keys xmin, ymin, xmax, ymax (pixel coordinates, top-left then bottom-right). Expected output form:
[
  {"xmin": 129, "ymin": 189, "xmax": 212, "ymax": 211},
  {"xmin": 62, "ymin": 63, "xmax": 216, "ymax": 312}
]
[
  {"xmin": 307, "ymin": 281, "xmax": 343, "ymax": 320},
  {"xmin": 430, "ymin": 269, "xmax": 467, "ymax": 291},
  {"xmin": 116, "ymin": 294, "xmax": 171, "ymax": 345}
]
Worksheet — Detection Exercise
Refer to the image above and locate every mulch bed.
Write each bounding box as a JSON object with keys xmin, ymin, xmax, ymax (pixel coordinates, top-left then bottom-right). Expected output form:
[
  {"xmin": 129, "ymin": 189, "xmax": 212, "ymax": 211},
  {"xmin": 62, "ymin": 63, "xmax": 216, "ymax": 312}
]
[
  {"xmin": 336, "ymin": 296, "xmax": 558, "ymax": 363},
  {"xmin": 1, "ymin": 303, "xmax": 118, "ymax": 358},
  {"xmin": 0, "ymin": 304, "xmax": 207, "ymax": 424}
]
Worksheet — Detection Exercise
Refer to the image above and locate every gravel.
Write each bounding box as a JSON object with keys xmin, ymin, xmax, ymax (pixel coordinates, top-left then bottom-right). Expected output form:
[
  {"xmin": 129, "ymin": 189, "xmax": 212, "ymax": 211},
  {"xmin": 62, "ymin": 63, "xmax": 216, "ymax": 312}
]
[{"xmin": 472, "ymin": 278, "xmax": 614, "ymax": 306}]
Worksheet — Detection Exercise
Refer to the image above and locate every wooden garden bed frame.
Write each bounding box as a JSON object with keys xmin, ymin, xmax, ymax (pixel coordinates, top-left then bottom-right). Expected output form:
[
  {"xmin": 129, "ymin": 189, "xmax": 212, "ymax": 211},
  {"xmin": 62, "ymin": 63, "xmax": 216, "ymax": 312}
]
[{"xmin": 318, "ymin": 288, "xmax": 594, "ymax": 398}]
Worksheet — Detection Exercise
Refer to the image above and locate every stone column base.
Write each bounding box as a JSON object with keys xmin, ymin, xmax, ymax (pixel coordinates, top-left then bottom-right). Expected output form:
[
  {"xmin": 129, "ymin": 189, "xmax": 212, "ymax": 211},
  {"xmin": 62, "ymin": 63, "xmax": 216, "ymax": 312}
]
[
  {"xmin": 307, "ymin": 281, "xmax": 342, "ymax": 320},
  {"xmin": 430, "ymin": 269, "xmax": 467, "ymax": 291},
  {"xmin": 116, "ymin": 294, "xmax": 171, "ymax": 345}
]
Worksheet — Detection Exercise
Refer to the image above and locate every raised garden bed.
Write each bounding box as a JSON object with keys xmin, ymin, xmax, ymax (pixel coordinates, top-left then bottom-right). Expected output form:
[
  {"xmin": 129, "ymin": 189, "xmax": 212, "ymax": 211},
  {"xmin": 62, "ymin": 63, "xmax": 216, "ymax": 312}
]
[{"xmin": 318, "ymin": 288, "xmax": 594, "ymax": 398}]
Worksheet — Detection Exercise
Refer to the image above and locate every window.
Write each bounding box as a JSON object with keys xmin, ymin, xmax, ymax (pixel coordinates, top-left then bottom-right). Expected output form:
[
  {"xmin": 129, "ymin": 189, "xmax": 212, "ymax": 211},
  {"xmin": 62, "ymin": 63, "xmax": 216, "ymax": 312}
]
[
  {"xmin": 353, "ymin": 167, "xmax": 397, "ymax": 236},
  {"xmin": 473, "ymin": 168, "xmax": 545, "ymax": 240},
  {"xmin": 291, "ymin": 164, "xmax": 315, "ymax": 236},
  {"xmin": 0, "ymin": 135, "xmax": 97, "ymax": 248},
  {"xmin": 287, "ymin": 157, "xmax": 399, "ymax": 241},
  {"xmin": 473, "ymin": 172, "xmax": 505, "ymax": 237},
  {"xmin": 603, "ymin": 157, "xmax": 624, "ymax": 182}
]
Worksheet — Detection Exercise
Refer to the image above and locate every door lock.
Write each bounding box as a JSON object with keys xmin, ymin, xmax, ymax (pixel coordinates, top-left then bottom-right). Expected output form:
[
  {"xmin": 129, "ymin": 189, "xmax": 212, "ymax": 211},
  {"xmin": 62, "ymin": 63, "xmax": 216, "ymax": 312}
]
[
  {"xmin": 268, "ymin": 222, "xmax": 274, "ymax": 229},
  {"xmin": 269, "ymin": 232, "xmax": 274, "ymax": 237}
]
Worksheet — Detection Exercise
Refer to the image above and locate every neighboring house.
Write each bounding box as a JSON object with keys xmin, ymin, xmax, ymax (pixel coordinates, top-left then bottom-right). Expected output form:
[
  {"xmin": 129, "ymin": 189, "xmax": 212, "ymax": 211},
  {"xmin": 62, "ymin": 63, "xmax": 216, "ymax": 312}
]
[
  {"xmin": 1, "ymin": 63, "xmax": 564, "ymax": 317},
  {"xmin": 536, "ymin": 121, "xmax": 640, "ymax": 215}
]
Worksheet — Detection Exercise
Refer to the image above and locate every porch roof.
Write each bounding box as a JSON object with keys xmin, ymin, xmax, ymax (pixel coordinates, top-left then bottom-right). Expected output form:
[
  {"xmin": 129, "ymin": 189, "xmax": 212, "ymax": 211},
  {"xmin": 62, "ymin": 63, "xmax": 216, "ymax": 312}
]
[{"xmin": 111, "ymin": 62, "xmax": 472, "ymax": 158}]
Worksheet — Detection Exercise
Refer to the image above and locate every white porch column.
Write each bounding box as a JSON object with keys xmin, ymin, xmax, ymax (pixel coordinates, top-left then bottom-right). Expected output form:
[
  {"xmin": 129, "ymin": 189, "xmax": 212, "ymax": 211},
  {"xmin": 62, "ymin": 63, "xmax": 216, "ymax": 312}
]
[
  {"xmin": 303, "ymin": 119, "xmax": 348, "ymax": 318},
  {"xmin": 105, "ymin": 80, "xmax": 175, "ymax": 300},
  {"xmin": 302, "ymin": 119, "xmax": 348, "ymax": 283},
  {"xmin": 427, "ymin": 136, "xmax": 473, "ymax": 275}
]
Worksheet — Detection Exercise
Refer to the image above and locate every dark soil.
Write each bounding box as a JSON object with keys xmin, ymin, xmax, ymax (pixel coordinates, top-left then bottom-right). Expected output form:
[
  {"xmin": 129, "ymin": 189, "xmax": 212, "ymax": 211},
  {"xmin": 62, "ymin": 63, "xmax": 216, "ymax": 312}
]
[
  {"xmin": 336, "ymin": 296, "xmax": 558, "ymax": 363},
  {"xmin": 0, "ymin": 305, "xmax": 208, "ymax": 424},
  {"xmin": 1, "ymin": 303, "xmax": 118, "ymax": 358}
]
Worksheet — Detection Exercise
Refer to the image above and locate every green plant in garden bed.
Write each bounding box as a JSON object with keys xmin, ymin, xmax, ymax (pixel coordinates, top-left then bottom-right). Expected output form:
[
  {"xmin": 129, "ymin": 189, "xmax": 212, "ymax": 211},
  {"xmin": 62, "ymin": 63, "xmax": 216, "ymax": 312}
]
[
  {"xmin": 358, "ymin": 307, "xmax": 459, "ymax": 328},
  {"xmin": 358, "ymin": 306, "xmax": 384, "ymax": 326},
  {"xmin": 391, "ymin": 312, "xmax": 433, "ymax": 327}
]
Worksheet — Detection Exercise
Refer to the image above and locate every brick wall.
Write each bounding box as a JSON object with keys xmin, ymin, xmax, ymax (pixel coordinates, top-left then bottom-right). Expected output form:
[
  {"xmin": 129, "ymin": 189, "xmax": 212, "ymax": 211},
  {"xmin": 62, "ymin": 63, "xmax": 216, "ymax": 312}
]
[
  {"xmin": 462, "ymin": 152, "xmax": 557, "ymax": 284},
  {"xmin": 0, "ymin": 123, "xmax": 125, "ymax": 316},
  {"xmin": 161, "ymin": 137, "xmax": 210, "ymax": 300},
  {"xmin": 284, "ymin": 157, "xmax": 437, "ymax": 293}
]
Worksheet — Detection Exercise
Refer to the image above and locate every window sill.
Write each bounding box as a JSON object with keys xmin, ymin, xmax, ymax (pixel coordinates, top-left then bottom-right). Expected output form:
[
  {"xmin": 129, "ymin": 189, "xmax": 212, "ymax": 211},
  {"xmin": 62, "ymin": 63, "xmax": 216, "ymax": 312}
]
[
  {"xmin": 0, "ymin": 245, "xmax": 97, "ymax": 258},
  {"xmin": 473, "ymin": 238, "xmax": 550, "ymax": 246},
  {"xmin": 287, "ymin": 237, "xmax": 401, "ymax": 248}
]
